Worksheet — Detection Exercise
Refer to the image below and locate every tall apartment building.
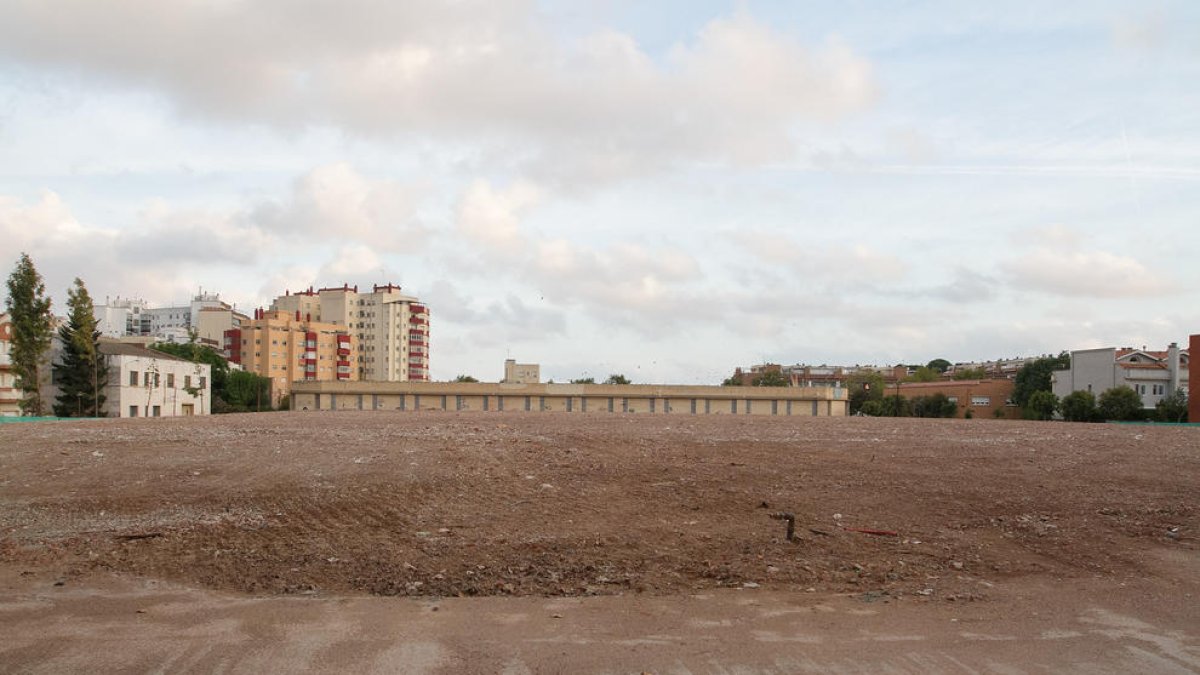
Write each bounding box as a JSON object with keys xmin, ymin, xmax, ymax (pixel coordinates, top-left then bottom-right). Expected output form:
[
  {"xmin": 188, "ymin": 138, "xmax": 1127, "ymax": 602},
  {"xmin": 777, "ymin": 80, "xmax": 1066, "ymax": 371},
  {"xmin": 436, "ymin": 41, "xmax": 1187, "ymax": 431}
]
[
  {"xmin": 225, "ymin": 309, "xmax": 356, "ymax": 404},
  {"xmin": 271, "ymin": 283, "xmax": 429, "ymax": 382}
]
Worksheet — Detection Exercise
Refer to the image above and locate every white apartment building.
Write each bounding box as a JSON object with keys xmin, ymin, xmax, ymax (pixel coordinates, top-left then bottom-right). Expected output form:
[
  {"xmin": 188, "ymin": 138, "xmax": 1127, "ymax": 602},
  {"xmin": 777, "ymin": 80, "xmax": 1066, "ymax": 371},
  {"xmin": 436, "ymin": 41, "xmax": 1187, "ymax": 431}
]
[
  {"xmin": 94, "ymin": 292, "xmax": 244, "ymax": 346},
  {"xmin": 271, "ymin": 284, "xmax": 429, "ymax": 382},
  {"xmin": 1052, "ymin": 344, "xmax": 1189, "ymax": 409}
]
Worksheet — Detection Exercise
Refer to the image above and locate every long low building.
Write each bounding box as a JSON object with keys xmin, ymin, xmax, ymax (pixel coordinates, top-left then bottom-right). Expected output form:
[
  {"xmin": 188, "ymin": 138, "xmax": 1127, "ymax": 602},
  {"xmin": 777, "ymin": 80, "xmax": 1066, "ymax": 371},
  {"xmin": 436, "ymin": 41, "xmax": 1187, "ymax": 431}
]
[{"xmin": 290, "ymin": 381, "xmax": 848, "ymax": 417}]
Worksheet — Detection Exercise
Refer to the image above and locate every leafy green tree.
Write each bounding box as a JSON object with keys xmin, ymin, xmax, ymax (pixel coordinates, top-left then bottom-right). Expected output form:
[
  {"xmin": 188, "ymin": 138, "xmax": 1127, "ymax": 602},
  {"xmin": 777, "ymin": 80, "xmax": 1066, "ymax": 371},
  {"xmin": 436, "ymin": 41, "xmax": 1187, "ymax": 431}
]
[
  {"xmin": 454, "ymin": 374, "xmax": 479, "ymax": 382},
  {"xmin": 220, "ymin": 370, "xmax": 273, "ymax": 412},
  {"xmin": 604, "ymin": 374, "xmax": 631, "ymax": 385},
  {"xmin": 751, "ymin": 370, "xmax": 789, "ymax": 387},
  {"xmin": 926, "ymin": 358, "xmax": 951, "ymax": 373},
  {"xmin": 1060, "ymin": 390, "xmax": 1099, "ymax": 422},
  {"xmin": 51, "ymin": 279, "xmax": 108, "ymax": 417},
  {"xmin": 721, "ymin": 373, "xmax": 743, "ymax": 386},
  {"xmin": 1155, "ymin": 388, "xmax": 1188, "ymax": 423},
  {"xmin": 1012, "ymin": 353, "xmax": 1070, "ymax": 411},
  {"xmin": 952, "ymin": 367, "xmax": 988, "ymax": 380},
  {"xmin": 570, "ymin": 377, "xmax": 595, "ymax": 384},
  {"xmin": 911, "ymin": 393, "xmax": 957, "ymax": 418},
  {"xmin": 906, "ymin": 366, "xmax": 940, "ymax": 383},
  {"xmin": 1024, "ymin": 390, "xmax": 1059, "ymax": 421},
  {"xmin": 1098, "ymin": 386, "xmax": 1143, "ymax": 421},
  {"xmin": 862, "ymin": 394, "xmax": 911, "ymax": 417},
  {"xmin": 4, "ymin": 253, "xmax": 54, "ymax": 415},
  {"xmin": 150, "ymin": 341, "xmax": 230, "ymax": 403},
  {"xmin": 847, "ymin": 371, "xmax": 885, "ymax": 414}
]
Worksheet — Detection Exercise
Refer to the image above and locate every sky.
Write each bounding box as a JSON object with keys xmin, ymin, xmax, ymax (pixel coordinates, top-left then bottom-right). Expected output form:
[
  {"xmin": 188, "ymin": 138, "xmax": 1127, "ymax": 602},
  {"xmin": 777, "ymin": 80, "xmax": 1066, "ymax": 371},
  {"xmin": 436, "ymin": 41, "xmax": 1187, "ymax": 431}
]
[{"xmin": 1, "ymin": 0, "xmax": 1198, "ymax": 384}]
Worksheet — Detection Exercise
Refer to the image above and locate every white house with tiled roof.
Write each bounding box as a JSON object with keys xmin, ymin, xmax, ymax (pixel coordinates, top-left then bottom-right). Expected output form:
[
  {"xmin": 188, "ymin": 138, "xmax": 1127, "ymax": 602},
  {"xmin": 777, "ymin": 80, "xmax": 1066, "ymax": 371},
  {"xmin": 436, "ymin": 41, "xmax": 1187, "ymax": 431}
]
[
  {"xmin": 42, "ymin": 339, "xmax": 211, "ymax": 418},
  {"xmin": 1052, "ymin": 343, "xmax": 1189, "ymax": 409}
]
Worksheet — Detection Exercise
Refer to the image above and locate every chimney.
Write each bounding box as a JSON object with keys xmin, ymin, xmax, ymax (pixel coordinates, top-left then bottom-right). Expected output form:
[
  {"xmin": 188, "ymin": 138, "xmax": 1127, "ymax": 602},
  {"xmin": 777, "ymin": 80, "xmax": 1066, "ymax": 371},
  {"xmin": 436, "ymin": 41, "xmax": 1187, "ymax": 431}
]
[
  {"xmin": 1168, "ymin": 342, "xmax": 1180, "ymax": 394},
  {"xmin": 295, "ymin": 310, "xmax": 301, "ymax": 321}
]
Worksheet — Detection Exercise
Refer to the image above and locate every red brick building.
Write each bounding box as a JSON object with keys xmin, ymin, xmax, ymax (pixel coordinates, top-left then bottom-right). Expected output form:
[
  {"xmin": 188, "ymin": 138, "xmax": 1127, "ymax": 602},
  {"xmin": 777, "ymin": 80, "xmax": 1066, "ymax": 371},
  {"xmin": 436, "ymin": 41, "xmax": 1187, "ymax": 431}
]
[
  {"xmin": 1191, "ymin": 334, "xmax": 1199, "ymax": 423},
  {"xmin": 896, "ymin": 378, "xmax": 1018, "ymax": 419}
]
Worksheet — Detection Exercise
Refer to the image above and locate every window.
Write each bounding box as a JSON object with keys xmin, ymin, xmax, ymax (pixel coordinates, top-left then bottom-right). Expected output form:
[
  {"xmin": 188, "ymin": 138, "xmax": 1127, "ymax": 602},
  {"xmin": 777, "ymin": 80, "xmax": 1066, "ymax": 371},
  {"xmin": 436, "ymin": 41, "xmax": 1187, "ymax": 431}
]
[
  {"xmin": 167, "ymin": 373, "xmax": 175, "ymax": 388},
  {"xmin": 154, "ymin": 373, "xmax": 160, "ymax": 387},
  {"xmin": 144, "ymin": 372, "xmax": 151, "ymax": 386},
  {"xmin": 184, "ymin": 375, "xmax": 192, "ymax": 389},
  {"xmin": 199, "ymin": 376, "xmax": 206, "ymax": 389},
  {"xmin": 152, "ymin": 405, "xmax": 161, "ymax": 417},
  {"xmin": 970, "ymin": 396, "xmax": 990, "ymax": 406},
  {"xmin": 129, "ymin": 406, "xmax": 138, "ymax": 417},
  {"xmin": 947, "ymin": 396, "xmax": 958, "ymax": 404}
]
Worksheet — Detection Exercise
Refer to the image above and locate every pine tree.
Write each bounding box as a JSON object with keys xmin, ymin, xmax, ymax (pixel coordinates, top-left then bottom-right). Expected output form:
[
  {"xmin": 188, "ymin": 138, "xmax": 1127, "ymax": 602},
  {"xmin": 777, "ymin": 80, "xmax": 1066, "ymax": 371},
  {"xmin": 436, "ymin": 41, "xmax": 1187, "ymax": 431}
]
[
  {"xmin": 52, "ymin": 278, "xmax": 108, "ymax": 417},
  {"xmin": 4, "ymin": 253, "xmax": 54, "ymax": 416}
]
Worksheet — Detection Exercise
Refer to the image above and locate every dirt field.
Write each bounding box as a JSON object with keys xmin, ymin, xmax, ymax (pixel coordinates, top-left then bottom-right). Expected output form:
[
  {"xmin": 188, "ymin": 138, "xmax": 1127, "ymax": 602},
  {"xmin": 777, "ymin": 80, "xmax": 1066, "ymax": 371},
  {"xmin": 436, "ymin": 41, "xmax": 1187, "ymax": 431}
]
[{"xmin": 1, "ymin": 411, "xmax": 1195, "ymax": 601}]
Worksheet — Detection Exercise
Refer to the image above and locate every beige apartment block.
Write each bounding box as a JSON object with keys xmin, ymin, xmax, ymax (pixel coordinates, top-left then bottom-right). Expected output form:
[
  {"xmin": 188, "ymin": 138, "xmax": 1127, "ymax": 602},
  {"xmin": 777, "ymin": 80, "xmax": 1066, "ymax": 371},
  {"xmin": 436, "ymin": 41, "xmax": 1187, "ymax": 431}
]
[
  {"xmin": 225, "ymin": 310, "xmax": 356, "ymax": 405},
  {"xmin": 290, "ymin": 381, "xmax": 848, "ymax": 417},
  {"xmin": 272, "ymin": 284, "xmax": 429, "ymax": 382},
  {"xmin": 502, "ymin": 359, "xmax": 540, "ymax": 384}
]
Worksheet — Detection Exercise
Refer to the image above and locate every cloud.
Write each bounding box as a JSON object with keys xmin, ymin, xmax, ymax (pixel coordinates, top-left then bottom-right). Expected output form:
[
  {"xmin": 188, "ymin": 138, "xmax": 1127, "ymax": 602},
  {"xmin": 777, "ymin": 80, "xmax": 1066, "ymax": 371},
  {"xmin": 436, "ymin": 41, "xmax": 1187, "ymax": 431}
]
[
  {"xmin": 455, "ymin": 179, "xmax": 541, "ymax": 253},
  {"xmin": 251, "ymin": 162, "xmax": 429, "ymax": 250},
  {"xmin": 1002, "ymin": 248, "xmax": 1175, "ymax": 298},
  {"xmin": 726, "ymin": 229, "xmax": 909, "ymax": 287},
  {"xmin": 0, "ymin": 5, "xmax": 876, "ymax": 184}
]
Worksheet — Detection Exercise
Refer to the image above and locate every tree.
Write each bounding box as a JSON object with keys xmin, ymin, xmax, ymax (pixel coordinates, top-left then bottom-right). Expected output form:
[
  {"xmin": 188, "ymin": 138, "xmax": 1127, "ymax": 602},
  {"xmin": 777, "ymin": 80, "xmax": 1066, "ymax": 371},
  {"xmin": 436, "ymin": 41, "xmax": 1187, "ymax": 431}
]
[
  {"xmin": 751, "ymin": 370, "xmax": 789, "ymax": 387},
  {"xmin": 847, "ymin": 371, "xmax": 885, "ymax": 414},
  {"xmin": 1060, "ymin": 390, "xmax": 1099, "ymax": 422},
  {"xmin": 1012, "ymin": 353, "xmax": 1070, "ymax": 410},
  {"xmin": 151, "ymin": 342, "xmax": 231, "ymax": 406},
  {"xmin": 219, "ymin": 370, "xmax": 273, "ymax": 412},
  {"xmin": 454, "ymin": 374, "xmax": 479, "ymax": 383},
  {"xmin": 1024, "ymin": 390, "xmax": 1059, "ymax": 421},
  {"xmin": 4, "ymin": 253, "xmax": 54, "ymax": 415},
  {"xmin": 926, "ymin": 358, "xmax": 951, "ymax": 373},
  {"xmin": 952, "ymin": 367, "xmax": 988, "ymax": 381},
  {"xmin": 721, "ymin": 373, "xmax": 743, "ymax": 386},
  {"xmin": 51, "ymin": 278, "xmax": 108, "ymax": 417},
  {"xmin": 1155, "ymin": 388, "xmax": 1189, "ymax": 423},
  {"xmin": 911, "ymin": 393, "xmax": 957, "ymax": 418},
  {"xmin": 861, "ymin": 394, "xmax": 911, "ymax": 417},
  {"xmin": 570, "ymin": 377, "xmax": 595, "ymax": 384},
  {"xmin": 906, "ymin": 366, "xmax": 940, "ymax": 383},
  {"xmin": 604, "ymin": 374, "xmax": 630, "ymax": 385},
  {"xmin": 1097, "ymin": 386, "xmax": 1143, "ymax": 421}
]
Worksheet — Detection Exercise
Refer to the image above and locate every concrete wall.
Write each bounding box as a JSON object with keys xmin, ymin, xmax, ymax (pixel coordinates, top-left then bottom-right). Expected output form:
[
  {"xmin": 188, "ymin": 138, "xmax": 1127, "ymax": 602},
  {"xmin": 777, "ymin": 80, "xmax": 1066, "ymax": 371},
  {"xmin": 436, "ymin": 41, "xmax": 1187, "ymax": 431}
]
[{"xmin": 290, "ymin": 381, "xmax": 848, "ymax": 418}]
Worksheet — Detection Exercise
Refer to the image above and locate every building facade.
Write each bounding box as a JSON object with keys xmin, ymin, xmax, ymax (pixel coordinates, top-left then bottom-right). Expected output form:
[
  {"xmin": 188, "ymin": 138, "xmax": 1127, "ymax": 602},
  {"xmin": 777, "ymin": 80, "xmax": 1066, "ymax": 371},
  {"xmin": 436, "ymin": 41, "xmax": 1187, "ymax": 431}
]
[
  {"xmin": 1051, "ymin": 344, "xmax": 1190, "ymax": 409},
  {"xmin": 290, "ymin": 381, "xmax": 848, "ymax": 417},
  {"xmin": 1191, "ymin": 335, "xmax": 1199, "ymax": 422},
  {"xmin": 895, "ymin": 379, "xmax": 1018, "ymax": 419},
  {"xmin": 502, "ymin": 359, "xmax": 540, "ymax": 384},
  {"xmin": 39, "ymin": 340, "xmax": 211, "ymax": 418},
  {"xmin": 0, "ymin": 313, "xmax": 19, "ymax": 416},
  {"xmin": 94, "ymin": 292, "xmax": 245, "ymax": 347},
  {"xmin": 271, "ymin": 283, "xmax": 429, "ymax": 382},
  {"xmin": 225, "ymin": 309, "xmax": 356, "ymax": 405}
]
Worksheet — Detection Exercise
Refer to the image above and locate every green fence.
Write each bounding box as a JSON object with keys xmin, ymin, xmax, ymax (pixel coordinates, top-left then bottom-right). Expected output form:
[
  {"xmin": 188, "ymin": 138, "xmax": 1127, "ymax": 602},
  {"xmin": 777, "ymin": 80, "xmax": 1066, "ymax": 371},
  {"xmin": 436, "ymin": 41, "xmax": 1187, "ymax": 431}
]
[{"xmin": 0, "ymin": 416, "xmax": 70, "ymax": 424}]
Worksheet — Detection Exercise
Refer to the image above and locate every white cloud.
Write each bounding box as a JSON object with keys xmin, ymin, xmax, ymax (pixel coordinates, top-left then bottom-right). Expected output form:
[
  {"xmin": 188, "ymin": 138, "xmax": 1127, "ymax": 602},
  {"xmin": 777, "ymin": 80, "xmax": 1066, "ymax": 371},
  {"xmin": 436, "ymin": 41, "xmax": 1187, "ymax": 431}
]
[
  {"xmin": 1003, "ymin": 248, "xmax": 1175, "ymax": 298},
  {"xmin": 0, "ymin": 5, "xmax": 876, "ymax": 185},
  {"xmin": 251, "ymin": 162, "xmax": 429, "ymax": 250},
  {"xmin": 455, "ymin": 179, "xmax": 541, "ymax": 253}
]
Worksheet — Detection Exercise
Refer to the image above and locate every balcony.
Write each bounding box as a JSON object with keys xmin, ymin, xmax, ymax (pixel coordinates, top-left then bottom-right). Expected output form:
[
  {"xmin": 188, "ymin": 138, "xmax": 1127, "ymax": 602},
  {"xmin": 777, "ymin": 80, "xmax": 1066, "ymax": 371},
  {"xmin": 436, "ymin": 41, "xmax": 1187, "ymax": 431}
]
[
  {"xmin": 336, "ymin": 360, "xmax": 351, "ymax": 368},
  {"xmin": 337, "ymin": 347, "xmax": 350, "ymax": 356}
]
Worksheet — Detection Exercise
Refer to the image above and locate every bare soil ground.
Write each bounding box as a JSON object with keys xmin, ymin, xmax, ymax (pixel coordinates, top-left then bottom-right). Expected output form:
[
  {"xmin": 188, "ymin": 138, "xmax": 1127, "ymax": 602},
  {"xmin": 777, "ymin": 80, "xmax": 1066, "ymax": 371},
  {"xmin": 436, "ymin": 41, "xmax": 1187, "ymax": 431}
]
[{"xmin": 1, "ymin": 411, "xmax": 1196, "ymax": 602}]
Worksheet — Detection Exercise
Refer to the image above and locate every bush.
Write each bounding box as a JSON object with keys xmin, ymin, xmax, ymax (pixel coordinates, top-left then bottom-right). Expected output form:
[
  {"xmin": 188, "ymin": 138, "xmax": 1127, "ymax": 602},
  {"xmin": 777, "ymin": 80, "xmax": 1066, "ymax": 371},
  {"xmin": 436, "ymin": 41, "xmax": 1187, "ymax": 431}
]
[
  {"xmin": 911, "ymin": 393, "xmax": 957, "ymax": 418},
  {"xmin": 1156, "ymin": 388, "xmax": 1188, "ymax": 423},
  {"xmin": 1060, "ymin": 390, "xmax": 1099, "ymax": 422},
  {"xmin": 1097, "ymin": 386, "xmax": 1143, "ymax": 421},
  {"xmin": 1023, "ymin": 390, "xmax": 1059, "ymax": 421}
]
